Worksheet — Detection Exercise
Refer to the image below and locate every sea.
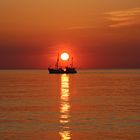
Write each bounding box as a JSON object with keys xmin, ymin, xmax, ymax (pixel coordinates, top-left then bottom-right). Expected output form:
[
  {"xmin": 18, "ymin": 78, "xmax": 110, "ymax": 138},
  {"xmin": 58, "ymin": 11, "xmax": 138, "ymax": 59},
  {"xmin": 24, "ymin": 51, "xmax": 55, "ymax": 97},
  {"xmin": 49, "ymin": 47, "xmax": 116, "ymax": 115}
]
[{"xmin": 0, "ymin": 69, "xmax": 140, "ymax": 140}]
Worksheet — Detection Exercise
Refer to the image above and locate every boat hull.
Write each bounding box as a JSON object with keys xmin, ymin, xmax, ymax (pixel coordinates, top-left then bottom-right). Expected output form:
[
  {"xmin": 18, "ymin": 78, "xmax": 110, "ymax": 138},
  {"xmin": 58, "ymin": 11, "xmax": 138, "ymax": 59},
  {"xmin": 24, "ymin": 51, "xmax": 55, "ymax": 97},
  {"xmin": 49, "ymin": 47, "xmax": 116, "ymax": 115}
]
[{"xmin": 48, "ymin": 68, "xmax": 77, "ymax": 74}]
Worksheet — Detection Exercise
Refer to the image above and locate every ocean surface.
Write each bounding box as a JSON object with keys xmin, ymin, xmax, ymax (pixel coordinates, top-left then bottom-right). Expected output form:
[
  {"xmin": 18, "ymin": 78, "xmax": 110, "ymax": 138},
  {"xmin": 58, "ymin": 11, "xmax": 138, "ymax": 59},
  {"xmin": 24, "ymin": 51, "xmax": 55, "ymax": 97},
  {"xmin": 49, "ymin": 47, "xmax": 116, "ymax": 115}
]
[{"xmin": 0, "ymin": 69, "xmax": 140, "ymax": 140}]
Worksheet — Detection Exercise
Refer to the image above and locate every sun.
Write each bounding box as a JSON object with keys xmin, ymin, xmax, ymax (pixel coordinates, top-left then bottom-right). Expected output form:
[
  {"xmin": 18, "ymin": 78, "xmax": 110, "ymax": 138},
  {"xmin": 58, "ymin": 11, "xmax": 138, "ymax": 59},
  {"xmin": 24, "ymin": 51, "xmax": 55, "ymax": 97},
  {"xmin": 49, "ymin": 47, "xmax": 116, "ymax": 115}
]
[{"xmin": 61, "ymin": 52, "xmax": 69, "ymax": 61}]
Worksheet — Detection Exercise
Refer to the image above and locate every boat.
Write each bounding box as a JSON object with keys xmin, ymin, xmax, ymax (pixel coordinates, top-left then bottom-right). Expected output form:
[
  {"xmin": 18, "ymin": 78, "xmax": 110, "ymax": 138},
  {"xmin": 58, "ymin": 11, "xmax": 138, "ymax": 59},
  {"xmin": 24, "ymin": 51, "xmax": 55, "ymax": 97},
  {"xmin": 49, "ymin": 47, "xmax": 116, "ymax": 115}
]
[{"xmin": 48, "ymin": 54, "xmax": 77, "ymax": 74}]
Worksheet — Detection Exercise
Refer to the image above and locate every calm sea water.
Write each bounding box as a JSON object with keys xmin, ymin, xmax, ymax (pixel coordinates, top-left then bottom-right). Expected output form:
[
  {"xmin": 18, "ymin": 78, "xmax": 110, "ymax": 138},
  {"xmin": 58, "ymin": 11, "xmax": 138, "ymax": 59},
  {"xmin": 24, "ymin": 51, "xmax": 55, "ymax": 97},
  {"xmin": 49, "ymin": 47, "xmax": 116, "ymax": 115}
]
[{"xmin": 0, "ymin": 70, "xmax": 140, "ymax": 140}]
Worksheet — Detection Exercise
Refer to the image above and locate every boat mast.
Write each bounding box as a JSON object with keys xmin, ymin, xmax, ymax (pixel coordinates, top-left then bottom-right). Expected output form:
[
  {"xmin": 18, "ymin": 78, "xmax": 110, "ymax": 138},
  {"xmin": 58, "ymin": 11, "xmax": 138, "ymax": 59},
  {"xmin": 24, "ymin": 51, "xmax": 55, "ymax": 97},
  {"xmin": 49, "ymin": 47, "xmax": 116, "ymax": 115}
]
[
  {"xmin": 71, "ymin": 57, "xmax": 73, "ymax": 68},
  {"xmin": 55, "ymin": 53, "xmax": 59, "ymax": 70}
]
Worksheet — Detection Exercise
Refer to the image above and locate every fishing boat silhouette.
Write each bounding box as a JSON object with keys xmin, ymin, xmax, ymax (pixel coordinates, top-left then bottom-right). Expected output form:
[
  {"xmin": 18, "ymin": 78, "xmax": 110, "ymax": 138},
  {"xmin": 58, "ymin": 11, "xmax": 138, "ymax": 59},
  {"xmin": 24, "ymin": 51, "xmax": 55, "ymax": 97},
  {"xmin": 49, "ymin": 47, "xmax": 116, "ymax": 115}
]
[{"xmin": 48, "ymin": 54, "xmax": 77, "ymax": 74}]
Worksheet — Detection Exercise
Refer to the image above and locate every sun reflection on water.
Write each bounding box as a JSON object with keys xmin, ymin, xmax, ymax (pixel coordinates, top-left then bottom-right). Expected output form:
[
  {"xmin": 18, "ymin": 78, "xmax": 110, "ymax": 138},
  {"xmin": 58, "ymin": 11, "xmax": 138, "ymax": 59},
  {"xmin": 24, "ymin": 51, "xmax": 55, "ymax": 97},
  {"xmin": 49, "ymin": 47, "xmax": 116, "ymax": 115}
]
[{"xmin": 59, "ymin": 74, "xmax": 71, "ymax": 140}]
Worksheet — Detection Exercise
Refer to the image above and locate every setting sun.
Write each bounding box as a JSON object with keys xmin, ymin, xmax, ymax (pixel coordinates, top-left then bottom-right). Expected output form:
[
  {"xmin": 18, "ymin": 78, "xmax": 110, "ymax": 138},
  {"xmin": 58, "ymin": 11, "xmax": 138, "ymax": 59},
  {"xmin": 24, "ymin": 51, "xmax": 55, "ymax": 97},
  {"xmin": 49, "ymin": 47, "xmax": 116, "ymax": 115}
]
[{"xmin": 61, "ymin": 53, "xmax": 69, "ymax": 61}]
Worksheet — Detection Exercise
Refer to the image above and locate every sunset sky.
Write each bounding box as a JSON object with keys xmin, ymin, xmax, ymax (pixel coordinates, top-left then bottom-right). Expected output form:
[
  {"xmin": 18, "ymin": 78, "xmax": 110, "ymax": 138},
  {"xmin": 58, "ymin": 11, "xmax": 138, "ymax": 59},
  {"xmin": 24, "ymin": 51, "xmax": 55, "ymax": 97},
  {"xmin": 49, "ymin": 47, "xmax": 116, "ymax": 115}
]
[{"xmin": 0, "ymin": 0, "xmax": 140, "ymax": 69}]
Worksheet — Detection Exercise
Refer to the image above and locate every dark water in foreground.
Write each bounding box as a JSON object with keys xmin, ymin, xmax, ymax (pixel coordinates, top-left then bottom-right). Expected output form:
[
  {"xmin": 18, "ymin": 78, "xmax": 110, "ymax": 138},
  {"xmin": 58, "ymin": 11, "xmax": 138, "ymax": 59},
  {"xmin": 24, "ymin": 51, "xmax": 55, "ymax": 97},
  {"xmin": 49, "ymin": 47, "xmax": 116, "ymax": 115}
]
[{"xmin": 0, "ymin": 70, "xmax": 140, "ymax": 140}]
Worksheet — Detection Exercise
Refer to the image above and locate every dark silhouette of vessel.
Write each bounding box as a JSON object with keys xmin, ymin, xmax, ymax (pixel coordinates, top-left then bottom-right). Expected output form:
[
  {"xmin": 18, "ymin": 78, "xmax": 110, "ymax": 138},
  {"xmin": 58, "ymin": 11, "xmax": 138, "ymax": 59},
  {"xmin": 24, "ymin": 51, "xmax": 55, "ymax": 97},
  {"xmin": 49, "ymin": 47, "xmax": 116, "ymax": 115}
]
[{"xmin": 48, "ymin": 54, "xmax": 77, "ymax": 74}]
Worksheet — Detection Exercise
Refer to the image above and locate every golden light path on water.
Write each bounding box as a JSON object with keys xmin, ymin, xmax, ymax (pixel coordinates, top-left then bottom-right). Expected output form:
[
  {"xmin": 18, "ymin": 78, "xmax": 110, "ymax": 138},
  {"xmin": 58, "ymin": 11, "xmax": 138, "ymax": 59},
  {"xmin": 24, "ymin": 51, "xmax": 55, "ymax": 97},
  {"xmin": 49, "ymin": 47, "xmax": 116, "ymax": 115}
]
[{"xmin": 59, "ymin": 74, "xmax": 71, "ymax": 140}]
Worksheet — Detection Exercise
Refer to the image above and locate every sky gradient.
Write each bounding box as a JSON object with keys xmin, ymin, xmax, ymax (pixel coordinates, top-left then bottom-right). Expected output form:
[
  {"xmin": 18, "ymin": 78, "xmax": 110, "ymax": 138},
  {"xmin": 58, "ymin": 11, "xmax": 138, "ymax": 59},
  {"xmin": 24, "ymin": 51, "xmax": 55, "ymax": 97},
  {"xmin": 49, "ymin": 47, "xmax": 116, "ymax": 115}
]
[{"xmin": 0, "ymin": 0, "xmax": 140, "ymax": 69}]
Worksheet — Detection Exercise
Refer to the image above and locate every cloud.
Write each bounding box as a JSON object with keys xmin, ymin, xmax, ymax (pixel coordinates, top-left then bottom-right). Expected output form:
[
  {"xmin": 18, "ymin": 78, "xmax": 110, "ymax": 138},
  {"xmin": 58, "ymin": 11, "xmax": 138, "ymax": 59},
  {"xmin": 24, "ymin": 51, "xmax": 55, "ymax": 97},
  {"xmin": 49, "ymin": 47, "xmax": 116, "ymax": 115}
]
[{"xmin": 105, "ymin": 8, "xmax": 140, "ymax": 27}]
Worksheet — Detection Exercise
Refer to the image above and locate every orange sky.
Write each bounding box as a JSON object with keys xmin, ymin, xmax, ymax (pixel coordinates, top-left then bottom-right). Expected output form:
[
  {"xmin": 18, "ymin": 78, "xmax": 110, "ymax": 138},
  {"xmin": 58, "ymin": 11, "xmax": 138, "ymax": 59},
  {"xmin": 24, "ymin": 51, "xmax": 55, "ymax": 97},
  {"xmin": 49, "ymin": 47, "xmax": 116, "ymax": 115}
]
[{"xmin": 0, "ymin": 0, "xmax": 140, "ymax": 69}]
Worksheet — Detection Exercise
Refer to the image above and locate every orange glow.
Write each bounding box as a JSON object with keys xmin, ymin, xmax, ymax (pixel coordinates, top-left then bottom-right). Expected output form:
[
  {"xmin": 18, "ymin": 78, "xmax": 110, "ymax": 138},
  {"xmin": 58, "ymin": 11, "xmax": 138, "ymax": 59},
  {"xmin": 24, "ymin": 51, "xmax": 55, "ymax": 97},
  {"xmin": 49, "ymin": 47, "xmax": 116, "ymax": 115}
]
[
  {"xmin": 0, "ymin": 1, "xmax": 140, "ymax": 69},
  {"xmin": 61, "ymin": 53, "xmax": 69, "ymax": 61}
]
